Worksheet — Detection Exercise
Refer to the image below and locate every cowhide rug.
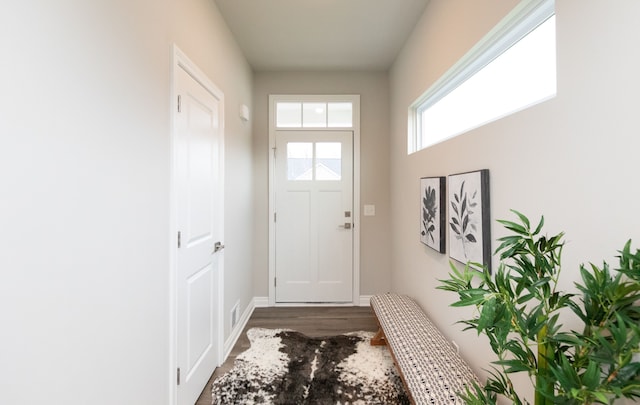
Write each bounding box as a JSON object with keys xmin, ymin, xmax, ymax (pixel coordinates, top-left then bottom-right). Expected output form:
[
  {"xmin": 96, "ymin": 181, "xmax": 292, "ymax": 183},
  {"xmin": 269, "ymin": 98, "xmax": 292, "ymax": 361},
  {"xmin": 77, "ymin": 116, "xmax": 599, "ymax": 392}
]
[{"xmin": 211, "ymin": 328, "xmax": 410, "ymax": 405}]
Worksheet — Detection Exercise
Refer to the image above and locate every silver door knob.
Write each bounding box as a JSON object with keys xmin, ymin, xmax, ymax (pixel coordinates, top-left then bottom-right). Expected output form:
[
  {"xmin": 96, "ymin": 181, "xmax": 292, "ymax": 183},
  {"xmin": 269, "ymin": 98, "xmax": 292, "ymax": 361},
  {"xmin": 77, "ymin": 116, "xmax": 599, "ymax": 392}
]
[
  {"xmin": 339, "ymin": 223, "xmax": 352, "ymax": 229},
  {"xmin": 213, "ymin": 241, "xmax": 225, "ymax": 253}
]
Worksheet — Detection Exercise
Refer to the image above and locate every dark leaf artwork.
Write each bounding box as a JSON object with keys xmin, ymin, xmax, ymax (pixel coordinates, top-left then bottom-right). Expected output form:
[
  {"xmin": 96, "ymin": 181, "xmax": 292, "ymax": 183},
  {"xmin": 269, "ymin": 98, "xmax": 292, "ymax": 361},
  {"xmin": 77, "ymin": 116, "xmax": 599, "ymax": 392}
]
[
  {"xmin": 420, "ymin": 177, "xmax": 445, "ymax": 253},
  {"xmin": 422, "ymin": 186, "xmax": 437, "ymax": 243}
]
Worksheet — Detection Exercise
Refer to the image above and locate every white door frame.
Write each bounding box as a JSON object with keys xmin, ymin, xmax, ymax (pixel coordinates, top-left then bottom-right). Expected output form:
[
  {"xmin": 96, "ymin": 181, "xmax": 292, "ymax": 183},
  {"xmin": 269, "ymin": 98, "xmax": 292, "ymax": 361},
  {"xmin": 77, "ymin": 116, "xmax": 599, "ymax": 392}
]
[
  {"xmin": 268, "ymin": 94, "xmax": 360, "ymax": 306},
  {"xmin": 169, "ymin": 45, "xmax": 224, "ymax": 405}
]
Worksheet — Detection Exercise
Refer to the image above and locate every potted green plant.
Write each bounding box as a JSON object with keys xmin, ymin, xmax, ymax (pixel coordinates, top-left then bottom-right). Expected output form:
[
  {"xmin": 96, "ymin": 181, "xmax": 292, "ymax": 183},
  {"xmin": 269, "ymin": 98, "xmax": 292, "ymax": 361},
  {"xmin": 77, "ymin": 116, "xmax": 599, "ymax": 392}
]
[{"xmin": 438, "ymin": 210, "xmax": 640, "ymax": 404}]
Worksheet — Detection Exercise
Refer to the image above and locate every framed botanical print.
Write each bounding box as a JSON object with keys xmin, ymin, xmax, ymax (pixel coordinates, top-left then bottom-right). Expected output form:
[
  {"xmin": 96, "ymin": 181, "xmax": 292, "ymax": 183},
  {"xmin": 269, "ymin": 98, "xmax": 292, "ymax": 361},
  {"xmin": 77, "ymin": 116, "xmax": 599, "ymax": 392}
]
[
  {"xmin": 420, "ymin": 176, "xmax": 446, "ymax": 253},
  {"xmin": 448, "ymin": 169, "xmax": 491, "ymax": 271}
]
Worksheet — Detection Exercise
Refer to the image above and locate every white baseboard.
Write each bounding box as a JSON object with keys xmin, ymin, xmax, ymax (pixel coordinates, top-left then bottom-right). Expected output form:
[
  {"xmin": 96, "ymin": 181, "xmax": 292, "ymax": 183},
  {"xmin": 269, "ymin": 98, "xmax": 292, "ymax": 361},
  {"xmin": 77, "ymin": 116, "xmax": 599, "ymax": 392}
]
[
  {"xmin": 222, "ymin": 299, "xmax": 255, "ymax": 362},
  {"xmin": 253, "ymin": 295, "xmax": 372, "ymax": 307},
  {"xmin": 253, "ymin": 296, "xmax": 269, "ymax": 308}
]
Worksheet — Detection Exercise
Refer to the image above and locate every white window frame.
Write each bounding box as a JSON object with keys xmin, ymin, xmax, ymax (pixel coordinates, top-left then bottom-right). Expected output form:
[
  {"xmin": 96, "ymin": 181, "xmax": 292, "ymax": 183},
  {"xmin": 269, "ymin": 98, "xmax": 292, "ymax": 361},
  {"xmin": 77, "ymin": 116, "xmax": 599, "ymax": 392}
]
[{"xmin": 409, "ymin": 0, "xmax": 556, "ymax": 153}]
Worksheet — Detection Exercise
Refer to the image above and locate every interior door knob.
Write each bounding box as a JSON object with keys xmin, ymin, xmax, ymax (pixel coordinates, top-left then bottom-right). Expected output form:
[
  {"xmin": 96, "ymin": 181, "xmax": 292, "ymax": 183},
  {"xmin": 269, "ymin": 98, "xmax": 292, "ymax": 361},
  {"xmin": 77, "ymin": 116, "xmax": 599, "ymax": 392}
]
[
  {"xmin": 339, "ymin": 223, "xmax": 352, "ymax": 229},
  {"xmin": 213, "ymin": 241, "xmax": 225, "ymax": 253}
]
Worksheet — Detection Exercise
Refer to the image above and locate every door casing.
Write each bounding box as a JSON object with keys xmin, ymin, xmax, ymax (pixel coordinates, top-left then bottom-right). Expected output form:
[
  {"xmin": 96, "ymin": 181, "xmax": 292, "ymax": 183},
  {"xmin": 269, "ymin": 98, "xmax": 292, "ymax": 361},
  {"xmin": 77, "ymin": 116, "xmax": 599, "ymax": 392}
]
[
  {"xmin": 169, "ymin": 45, "xmax": 225, "ymax": 405},
  {"xmin": 268, "ymin": 94, "xmax": 361, "ymax": 306}
]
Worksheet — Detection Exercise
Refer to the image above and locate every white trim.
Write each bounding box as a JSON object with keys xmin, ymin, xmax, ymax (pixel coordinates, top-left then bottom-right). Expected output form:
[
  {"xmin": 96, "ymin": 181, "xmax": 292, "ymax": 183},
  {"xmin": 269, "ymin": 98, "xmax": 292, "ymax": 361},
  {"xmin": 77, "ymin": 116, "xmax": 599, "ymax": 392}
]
[
  {"xmin": 272, "ymin": 302, "xmax": 358, "ymax": 307},
  {"xmin": 268, "ymin": 95, "xmax": 361, "ymax": 306},
  {"xmin": 253, "ymin": 296, "xmax": 270, "ymax": 308},
  {"xmin": 359, "ymin": 295, "xmax": 373, "ymax": 307},
  {"xmin": 222, "ymin": 299, "xmax": 255, "ymax": 361},
  {"xmin": 255, "ymin": 296, "xmax": 372, "ymax": 308},
  {"xmin": 409, "ymin": 0, "xmax": 555, "ymax": 153},
  {"xmin": 169, "ymin": 44, "xmax": 225, "ymax": 405}
]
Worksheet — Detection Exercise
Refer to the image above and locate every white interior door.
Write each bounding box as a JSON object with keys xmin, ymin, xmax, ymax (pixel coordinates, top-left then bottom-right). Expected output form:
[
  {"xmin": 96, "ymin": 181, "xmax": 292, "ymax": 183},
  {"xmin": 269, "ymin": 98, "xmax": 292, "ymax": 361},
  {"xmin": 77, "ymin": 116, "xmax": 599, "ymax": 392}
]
[
  {"xmin": 274, "ymin": 130, "xmax": 353, "ymax": 303},
  {"xmin": 174, "ymin": 61, "xmax": 224, "ymax": 405}
]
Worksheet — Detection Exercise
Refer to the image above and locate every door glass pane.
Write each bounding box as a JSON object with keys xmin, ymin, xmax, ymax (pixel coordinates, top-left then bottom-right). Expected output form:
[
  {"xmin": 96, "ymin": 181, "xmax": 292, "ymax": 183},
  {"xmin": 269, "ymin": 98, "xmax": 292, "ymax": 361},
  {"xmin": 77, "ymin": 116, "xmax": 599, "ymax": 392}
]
[
  {"xmin": 277, "ymin": 102, "xmax": 302, "ymax": 127},
  {"xmin": 327, "ymin": 102, "xmax": 353, "ymax": 127},
  {"xmin": 315, "ymin": 142, "xmax": 341, "ymax": 180},
  {"xmin": 287, "ymin": 142, "xmax": 313, "ymax": 180},
  {"xmin": 302, "ymin": 103, "xmax": 327, "ymax": 128}
]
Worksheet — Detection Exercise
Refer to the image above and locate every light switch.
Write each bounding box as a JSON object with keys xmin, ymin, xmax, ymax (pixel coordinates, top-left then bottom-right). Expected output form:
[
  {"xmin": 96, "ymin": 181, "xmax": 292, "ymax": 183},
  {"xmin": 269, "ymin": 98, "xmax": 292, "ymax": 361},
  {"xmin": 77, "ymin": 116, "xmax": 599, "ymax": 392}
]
[{"xmin": 363, "ymin": 204, "xmax": 376, "ymax": 216}]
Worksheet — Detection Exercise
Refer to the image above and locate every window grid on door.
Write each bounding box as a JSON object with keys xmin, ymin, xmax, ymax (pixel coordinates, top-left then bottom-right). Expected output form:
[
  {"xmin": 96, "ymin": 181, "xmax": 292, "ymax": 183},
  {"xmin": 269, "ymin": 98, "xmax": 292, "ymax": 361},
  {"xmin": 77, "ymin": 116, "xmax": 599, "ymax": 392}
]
[{"xmin": 287, "ymin": 142, "xmax": 342, "ymax": 181}]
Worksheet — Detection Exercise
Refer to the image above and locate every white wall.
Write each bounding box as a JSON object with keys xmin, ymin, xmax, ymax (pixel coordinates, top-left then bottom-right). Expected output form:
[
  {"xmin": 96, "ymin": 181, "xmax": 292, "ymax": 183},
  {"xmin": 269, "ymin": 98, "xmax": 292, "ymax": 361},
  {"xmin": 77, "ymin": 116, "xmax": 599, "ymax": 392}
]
[
  {"xmin": 389, "ymin": 0, "xmax": 640, "ymax": 402},
  {"xmin": 169, "ymin": 0, "xmax": 255, "ymax": 350},
  {"xmin": 0, "ymin": 1, "xmax": 252, "ymax": 404},
  {"xmin": 252, "ymin": 71, "xmax": 391, "ymax": 298}
]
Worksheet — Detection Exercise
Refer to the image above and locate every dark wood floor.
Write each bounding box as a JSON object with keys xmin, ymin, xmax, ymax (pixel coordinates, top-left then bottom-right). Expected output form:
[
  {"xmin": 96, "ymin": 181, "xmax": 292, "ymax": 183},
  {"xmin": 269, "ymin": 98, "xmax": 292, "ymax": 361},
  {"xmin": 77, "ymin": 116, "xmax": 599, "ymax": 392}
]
[{"xmin": 195, "ymin": 306, "xmax": 378, "ymax": 405}]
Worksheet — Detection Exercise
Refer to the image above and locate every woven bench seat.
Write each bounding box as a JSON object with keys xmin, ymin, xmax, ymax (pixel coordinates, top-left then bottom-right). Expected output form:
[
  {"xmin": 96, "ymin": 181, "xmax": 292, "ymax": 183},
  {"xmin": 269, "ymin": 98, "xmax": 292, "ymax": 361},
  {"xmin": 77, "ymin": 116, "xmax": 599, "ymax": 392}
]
[{"xmin": 370, "ymin": 293, "xmax": 479, "ymax": 405}]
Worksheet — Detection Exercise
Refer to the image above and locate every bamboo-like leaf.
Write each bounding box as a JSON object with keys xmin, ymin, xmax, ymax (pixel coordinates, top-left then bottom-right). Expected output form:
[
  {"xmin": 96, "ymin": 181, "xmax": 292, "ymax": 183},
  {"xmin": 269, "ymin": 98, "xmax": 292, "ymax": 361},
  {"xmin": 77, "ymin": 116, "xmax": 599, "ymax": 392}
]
[
  {"xmin": 582, "ymin": 360, "xmax": 600, "ymax": 390},
  {"xmin": 493, "ymin": 359, "xmax": 532, "ymax": 373},
  {"xmin": 451, "ymin": 296, "xmax": 485, "ymax": 307},
  {"xmin": 516, "ymin": 293, "xmax": 536, "ymax": 305},
  {"xmin": 496, "ymin": 219, "xmax": 528, "ymax": 235},
  {"xmin": 494, "ymin": 236, "xmax": 523, "ymax": 255},
  {"xmin": 510, "ymin": 209, "xmax": 531, "ymax": 230},
  {"xmin": 477, "ymin": 297, "xmax": 497, "ymax": 332},
  {"xmin": 593, "ymin": 392, "xmax": 610, "ymax": 404},
  {"xmin": 533, "ymin": 215, "xmax": 545, "ymax": 235},
  {"xmin": 466, "ymin": 234, "xmax": 477, "ymax": 243}
]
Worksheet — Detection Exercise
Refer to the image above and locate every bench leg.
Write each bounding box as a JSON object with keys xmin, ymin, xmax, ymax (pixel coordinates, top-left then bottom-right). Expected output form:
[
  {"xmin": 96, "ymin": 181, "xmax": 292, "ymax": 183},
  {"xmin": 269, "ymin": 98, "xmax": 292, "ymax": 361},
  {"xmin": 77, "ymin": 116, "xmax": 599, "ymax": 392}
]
[{"xmin": 370, "ymin": 327, "xmax": 387, "ymax": 346}]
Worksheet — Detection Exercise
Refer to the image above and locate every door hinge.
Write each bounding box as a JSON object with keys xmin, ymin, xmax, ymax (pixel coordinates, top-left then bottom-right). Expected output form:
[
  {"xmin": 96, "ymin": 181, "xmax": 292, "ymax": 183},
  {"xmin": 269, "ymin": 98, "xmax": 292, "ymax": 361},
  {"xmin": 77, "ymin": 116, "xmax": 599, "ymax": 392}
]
[
  {"xmin": 177, "ymin": 231, "xmax": 181, "ymax": 248},
  {"xmin": 177, "ymin": 95, "xmax": 182, "ymax": 113},
  {"xmin": 272, "ymin": 147, "xmax": 276, "ymax": 158},
  {"xmin": 177, "ymin": 367, "xmax": 181, "ymax": 385},
  {"xmin": 274, "ymin": 212, "xmax": 277, "ymax": 222},
  {"xmin": 274, "ymin": 277, "xmax": 277, "ymax": 287}
]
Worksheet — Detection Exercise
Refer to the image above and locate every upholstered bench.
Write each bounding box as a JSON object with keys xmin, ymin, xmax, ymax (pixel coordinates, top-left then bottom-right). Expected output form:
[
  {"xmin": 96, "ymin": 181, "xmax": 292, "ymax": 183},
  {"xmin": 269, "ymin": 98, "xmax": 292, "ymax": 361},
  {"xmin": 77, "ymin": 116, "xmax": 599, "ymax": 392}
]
[{"xmin": 370, "ymin": 293, "xmax": 480, "ymax": 405}]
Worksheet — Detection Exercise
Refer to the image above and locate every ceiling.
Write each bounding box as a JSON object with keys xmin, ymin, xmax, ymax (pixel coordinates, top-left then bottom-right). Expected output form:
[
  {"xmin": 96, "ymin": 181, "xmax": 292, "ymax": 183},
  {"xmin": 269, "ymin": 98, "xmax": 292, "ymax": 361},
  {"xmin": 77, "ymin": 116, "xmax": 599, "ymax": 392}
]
[{"xmin": 214, "ymin": 0, "xmax": 430, "ymax": 72}]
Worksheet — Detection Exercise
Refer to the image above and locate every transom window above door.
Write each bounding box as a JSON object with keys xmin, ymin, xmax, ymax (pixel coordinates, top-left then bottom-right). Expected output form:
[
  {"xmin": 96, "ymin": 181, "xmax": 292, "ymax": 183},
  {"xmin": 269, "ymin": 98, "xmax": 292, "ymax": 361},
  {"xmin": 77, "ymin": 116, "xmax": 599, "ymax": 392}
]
[{"xmin": 276, "ymin": 101, "xmax": 353, "ymax": 128}]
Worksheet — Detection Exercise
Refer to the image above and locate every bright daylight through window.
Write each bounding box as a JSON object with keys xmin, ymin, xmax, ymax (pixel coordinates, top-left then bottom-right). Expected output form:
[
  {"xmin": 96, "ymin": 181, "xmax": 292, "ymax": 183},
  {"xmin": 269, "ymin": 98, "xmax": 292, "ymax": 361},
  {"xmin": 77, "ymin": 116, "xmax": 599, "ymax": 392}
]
[
  {"xmin": 276, "ymin": 102, "xmax": 353, "ymax": 128},
  {"xmin": 409, "ymin": 0, "xmax": 556, "ymax": 153}
]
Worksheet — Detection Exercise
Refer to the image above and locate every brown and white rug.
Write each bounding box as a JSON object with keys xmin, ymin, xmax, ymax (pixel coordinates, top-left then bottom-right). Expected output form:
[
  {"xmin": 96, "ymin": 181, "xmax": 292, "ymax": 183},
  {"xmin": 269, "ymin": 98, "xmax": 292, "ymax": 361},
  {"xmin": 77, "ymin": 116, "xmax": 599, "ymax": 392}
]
[{"xmin": 211, "ymin": 328, "xmax": 409, "ymax": 404}]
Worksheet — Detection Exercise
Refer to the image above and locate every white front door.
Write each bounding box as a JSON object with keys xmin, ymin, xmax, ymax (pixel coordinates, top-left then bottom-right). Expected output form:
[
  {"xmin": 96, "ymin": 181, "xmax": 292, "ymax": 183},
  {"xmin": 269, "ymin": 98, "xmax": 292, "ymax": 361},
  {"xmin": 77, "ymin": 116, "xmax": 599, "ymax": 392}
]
[
  {"xmin": 174, "ymin": 59, "xmax": 224, "ymax": 405},
  {"xmin": 274, "ymin": 130, "xmax": 353, "ymax": 303}
]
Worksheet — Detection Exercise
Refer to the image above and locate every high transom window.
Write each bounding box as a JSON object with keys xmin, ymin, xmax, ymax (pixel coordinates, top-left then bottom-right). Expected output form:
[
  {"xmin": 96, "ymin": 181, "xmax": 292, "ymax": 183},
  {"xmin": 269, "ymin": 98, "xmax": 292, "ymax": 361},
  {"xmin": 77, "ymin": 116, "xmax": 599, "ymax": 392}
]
[
  {"xmin": 276, "ymin": 101, "xmax": 353, "ymax": 128},
  {"xmin": 409, "ymin": 0, "xmax": 556, "ymax": 153}
]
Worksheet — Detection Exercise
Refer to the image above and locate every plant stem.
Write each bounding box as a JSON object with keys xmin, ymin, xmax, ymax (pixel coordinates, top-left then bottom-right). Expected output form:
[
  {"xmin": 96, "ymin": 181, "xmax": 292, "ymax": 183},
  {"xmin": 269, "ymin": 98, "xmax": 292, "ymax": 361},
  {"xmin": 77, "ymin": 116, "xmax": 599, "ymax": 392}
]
[{"xmin": 535, "ymin": 323, "xmax": 554, "ymax": 405}]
